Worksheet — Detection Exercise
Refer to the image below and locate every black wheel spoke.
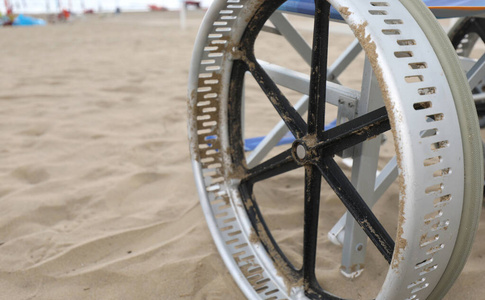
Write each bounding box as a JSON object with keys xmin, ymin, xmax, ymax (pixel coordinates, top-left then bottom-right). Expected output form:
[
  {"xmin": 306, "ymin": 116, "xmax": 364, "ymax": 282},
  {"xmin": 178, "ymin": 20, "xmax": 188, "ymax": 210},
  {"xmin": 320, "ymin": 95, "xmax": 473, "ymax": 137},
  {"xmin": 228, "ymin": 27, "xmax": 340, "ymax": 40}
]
[
  {"xmin": 244, "ymin": 148, "xmax": 300, "ymax": 184},
  {"xmin": 316, "ymin": 156, "xmax": 394, "ymax": 263},
  {"xmin": 317, "ymin": 106, "xmax": 390, "ymax": 155},
  {"xmin": 471, "ymin": 18, "xmax": 485, "ymax": 44},
  {"xmin": 302, "ymin": 164, "xmax": 323, "ymax": 291},
  {"xmin": 307, "ymin": 0, "xmax": 330, "ymax": 139},
  {"xmin": 475, "ymin": 100, "xmax": 485, "ymax": 116},
  {"xmin": 301, "ymin": 1, "xmax": 331, "ymax": 295},
  {"xmin": 242, "ymin": 55, "xmax": 308, "ymax": 139}
]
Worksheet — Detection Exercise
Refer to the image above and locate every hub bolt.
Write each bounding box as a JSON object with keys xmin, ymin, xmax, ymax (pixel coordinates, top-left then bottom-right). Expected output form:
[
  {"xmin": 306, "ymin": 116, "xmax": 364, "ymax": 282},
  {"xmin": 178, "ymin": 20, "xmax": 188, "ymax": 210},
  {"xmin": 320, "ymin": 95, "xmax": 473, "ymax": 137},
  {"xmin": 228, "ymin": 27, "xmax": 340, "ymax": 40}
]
[{"xmin": 296, "ymin": 144, "xmax": 306, "ymax": 160}]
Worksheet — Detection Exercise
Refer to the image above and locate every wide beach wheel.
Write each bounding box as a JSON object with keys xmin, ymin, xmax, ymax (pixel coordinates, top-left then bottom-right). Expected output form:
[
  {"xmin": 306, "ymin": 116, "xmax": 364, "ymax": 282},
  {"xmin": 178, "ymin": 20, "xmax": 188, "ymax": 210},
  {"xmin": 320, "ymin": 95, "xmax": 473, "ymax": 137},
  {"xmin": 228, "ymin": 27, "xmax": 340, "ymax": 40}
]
[
  {"xmin": 188, "ymin": 0, "xmax": 483, "ymax": 299},
  {"xmin": 448, "ymin": 16, "xmax": 485, "ymax": 127}
]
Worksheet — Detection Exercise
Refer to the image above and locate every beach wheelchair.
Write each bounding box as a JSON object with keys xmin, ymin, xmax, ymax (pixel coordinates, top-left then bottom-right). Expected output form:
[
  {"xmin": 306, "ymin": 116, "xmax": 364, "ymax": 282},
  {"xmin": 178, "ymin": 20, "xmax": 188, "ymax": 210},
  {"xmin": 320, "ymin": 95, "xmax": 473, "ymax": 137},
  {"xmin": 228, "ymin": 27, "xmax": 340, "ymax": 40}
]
[{"xmin": 187, "ymin": 0, "xmax": 485, "ymax": 299}]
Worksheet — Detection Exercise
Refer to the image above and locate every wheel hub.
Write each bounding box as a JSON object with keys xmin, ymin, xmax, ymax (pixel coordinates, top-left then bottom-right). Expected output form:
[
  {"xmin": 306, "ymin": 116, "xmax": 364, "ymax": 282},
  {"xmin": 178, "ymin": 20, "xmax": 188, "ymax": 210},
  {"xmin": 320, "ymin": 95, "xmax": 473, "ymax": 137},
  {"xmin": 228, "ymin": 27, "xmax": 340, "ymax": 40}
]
[{"xmin": 291, "ymin": 138, "xmax": 318, "ymax": 165}]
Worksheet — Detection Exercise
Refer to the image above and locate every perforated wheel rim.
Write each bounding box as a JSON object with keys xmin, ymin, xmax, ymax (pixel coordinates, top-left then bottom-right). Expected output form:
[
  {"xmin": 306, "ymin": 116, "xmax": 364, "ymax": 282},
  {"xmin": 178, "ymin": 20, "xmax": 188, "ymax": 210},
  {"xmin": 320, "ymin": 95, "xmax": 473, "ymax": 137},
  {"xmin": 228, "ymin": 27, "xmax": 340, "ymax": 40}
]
[
  {"xmin": 448, "ymin": 16, "xmax": 485, "ymax": 124},
  {"xmin": 187, "ymin": 0, "xmax": 480, "ymax": 299},
  {"xmin": 448, "ymin": 17, "xmax": 484, "ymax": 58}
]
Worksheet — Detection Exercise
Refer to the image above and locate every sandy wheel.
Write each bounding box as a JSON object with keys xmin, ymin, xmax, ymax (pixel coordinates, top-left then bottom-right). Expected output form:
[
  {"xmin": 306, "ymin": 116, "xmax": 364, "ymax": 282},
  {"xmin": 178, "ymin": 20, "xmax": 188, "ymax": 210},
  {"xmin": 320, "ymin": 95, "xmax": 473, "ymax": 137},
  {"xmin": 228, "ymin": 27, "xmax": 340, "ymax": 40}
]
[
  {"xmin": 188, "ymin": 0, "xmax": 483, "ymax": 299},
  {"xmin": 449, "ymin": 16, "xmax": 485, "ymax": 58},
  {"xmin": 448, "ymin": 16, "xmax": 485, "ymax": 127}
]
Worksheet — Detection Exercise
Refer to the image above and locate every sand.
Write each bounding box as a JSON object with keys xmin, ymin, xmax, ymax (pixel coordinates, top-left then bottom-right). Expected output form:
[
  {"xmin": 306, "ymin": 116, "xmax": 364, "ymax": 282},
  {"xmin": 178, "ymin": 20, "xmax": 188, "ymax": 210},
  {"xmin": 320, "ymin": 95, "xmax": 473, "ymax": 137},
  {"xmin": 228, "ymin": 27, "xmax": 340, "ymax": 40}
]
[{"xmin": 0, "ymin": 10, "xmax": 483, "ymax": 300}]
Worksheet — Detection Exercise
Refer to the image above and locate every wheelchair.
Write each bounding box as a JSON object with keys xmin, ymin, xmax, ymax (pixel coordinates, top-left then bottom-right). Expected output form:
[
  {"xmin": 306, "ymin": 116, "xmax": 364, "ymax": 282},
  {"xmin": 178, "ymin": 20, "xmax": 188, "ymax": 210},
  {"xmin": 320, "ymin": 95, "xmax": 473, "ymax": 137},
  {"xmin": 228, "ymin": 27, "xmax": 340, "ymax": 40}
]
[{"xmin": 187, "ymin": 0, "xmax": 485, "ymax": 298}]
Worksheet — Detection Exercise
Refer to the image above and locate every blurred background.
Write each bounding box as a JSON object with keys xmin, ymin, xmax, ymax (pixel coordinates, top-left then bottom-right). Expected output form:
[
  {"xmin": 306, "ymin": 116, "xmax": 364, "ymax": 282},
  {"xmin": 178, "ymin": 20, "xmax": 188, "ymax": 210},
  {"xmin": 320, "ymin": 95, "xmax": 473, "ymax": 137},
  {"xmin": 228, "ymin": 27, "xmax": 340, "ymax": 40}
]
[{"xmin": 0, "ymin": 0, "xmax": 214, "ymax": 14}]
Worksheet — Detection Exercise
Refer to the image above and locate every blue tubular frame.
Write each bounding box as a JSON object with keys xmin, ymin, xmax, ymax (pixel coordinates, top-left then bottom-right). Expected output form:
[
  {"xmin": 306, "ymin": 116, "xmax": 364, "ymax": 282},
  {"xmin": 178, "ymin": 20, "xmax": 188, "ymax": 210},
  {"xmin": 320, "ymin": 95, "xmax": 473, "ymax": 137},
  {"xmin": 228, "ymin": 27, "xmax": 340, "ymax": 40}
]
[{"xmin": 279, "ymin": 0, "xmax": 485, "ymax": 19}]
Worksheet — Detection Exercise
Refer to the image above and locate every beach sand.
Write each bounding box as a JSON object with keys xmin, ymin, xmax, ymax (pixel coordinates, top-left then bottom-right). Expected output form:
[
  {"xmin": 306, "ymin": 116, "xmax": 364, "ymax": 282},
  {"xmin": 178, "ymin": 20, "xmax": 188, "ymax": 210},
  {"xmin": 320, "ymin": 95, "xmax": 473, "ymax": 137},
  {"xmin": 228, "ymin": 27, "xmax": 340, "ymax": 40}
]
[{"xmin": 0, "ymin": 10, "xmax": 483, "ymax": 300}]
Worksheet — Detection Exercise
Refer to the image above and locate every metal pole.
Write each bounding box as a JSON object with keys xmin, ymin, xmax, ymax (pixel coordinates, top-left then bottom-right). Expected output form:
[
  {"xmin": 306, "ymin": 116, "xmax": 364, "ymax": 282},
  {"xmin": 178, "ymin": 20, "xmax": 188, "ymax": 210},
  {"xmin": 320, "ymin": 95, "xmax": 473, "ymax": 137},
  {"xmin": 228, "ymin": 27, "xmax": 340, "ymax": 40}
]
[{"xmin": 180, "ymin": 0, "xmax": 186, "ymax": 30}]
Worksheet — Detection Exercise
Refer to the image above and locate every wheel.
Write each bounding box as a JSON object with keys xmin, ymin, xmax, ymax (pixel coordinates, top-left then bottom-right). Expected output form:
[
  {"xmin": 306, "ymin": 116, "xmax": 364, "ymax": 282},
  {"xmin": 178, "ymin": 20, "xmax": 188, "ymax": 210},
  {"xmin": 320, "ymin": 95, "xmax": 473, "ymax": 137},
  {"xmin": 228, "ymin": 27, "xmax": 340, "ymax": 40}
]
[
  {"xmin": 188, "ymin": 0, "xmax": 483, "ymax": 299},
  {"xmin": 448, "ymin": 16, "xmax": 485, "ymax": 197},
  {"xmin": 448, "ymin": 16, "xmax": 485, "ymax": 127},
  {"xmin": 449, "ymin": 16, "xmax": 485, "ymax": 58}
]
